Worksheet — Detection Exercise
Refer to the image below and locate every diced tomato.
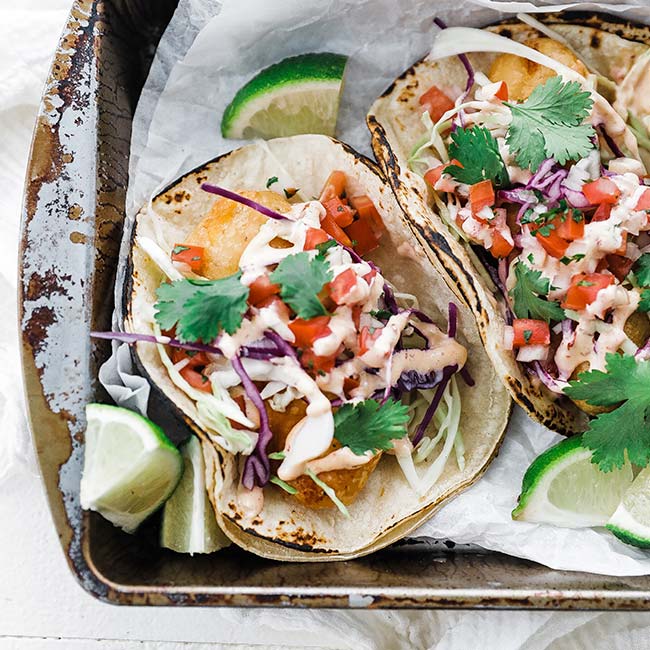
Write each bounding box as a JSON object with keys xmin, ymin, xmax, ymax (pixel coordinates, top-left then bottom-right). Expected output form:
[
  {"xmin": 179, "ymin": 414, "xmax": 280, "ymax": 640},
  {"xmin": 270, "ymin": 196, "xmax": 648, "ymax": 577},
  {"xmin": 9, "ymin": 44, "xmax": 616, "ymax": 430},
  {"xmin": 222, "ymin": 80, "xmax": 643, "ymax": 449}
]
[
  {"xmin": 345, "ymin": 215, "xmax": 381, "ymax": 256},
  {"xmin": 329, "ymin": 268, "xmax": 358, "ymax": 305},
  {"xmin": 352, "ymin": 305, "xmax": 362, "ymax": 330},
  {"xmin": 555, "ymin": 211, "xmax": 585, "ymax": 241},
  {"xmin": 512, "ymin": 319, "xmax": 550, "ymax": 347},
  {"xmin": 605, "ymin": 254, "xmax": 634, "ymax": 281},
  {"xmin": 304, "ymin": 227, "xmax": 330, "ymax": 250},
  {"xmin": 469, "ymin": 180, "xmax": 495, "ymax": 214},
  {"xmin": 300, "ymin": 348, "xmax": 339, "ymax": 374},
  {"xmin": 635, "ymin": 188, "xmax": 650, "ymax": 211},
  {"xmin": 170, "ymin": 348, "xmax": 210, "ymax": 368},
  {"xmin": 248, "ymin": 274, "xmax": 280, "ymax": 306},
  {"xmin": 592, "ymin": 202, "xmax": 612, "ymax": 222},
  {"xmin": 495, "ymin": 81, "xmax": 509, "ymax": 101},
  {"xmin": 424, "ymin": 165, "xmax": 444, "ymax": 187},
  {"xmin": 562, "ymin": 273, "xmax": 614, "ymax": 310},
  {"xmin": 349, "ymin": 195, "xmax": 386, "ymax": 234},
  {"xmin": 180, "ymin": 366, "xmax": 212, "ymax": 393},
  {"xmin": 257, "ymin": 295, "xmax": 291, "ymax": 320},
  {"xmin": 321, "ymin": 214, "xmax": 353, "ymax": 247},
  {"xmin": 288, "ymin": 316, "xmax": 331, "ymax": 348},
  {"xmin": 358, "ymin": 325, "xmax": 382, "ymax": 355},
  {"xmin": 171, "ymin": 244, "xmax": 204, "ymax": 272},
  {"xmin": 489, "ymin": 230, "xmax": 514, "ymax": 258},
  {"xmin": 534, "ymin": 225, "xmax": 569, "ymax": 258},
  {"xmin": 363, "ymin": 268, "xmax": 377, "ymax": 284},
  {"xmin": 343, "ymin": 376, "xmax": 360, "ymax": 396},
  {"xmin": 319, "ymin": 170, "xmax": 346, "ymax": 202},
  {"xmin": 323, "ymin": 196, "xmax": 355, "ymax": 228},
  {"xmin": 419, "ymin": 85, "xmax": 455, "ymax": 123},
  {"xmin": 582, "ymin": 178, "xmax": 621, "ymax": 205}
]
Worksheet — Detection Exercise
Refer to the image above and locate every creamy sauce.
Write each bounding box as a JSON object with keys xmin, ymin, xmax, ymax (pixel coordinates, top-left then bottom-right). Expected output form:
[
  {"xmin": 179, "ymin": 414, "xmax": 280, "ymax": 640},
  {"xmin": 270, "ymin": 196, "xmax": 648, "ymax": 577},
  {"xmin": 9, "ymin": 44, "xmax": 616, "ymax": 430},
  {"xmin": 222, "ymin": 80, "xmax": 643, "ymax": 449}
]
[
  {"xmin": 307, "ymin": 447, "xmax": 375, "ymax": 475},
  {"xmin": 237, "ymin": 485, "xmax": 264, "ymax": 518}
]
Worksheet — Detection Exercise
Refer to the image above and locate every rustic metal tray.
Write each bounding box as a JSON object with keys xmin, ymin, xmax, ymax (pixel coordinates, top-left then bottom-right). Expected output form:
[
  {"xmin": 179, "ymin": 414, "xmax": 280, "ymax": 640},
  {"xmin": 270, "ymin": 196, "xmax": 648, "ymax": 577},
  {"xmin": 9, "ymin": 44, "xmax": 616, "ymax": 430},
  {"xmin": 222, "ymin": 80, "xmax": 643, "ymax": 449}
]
[{"xmin": 19, "ymin": 0, "xmax": 650, "ymax": 609}]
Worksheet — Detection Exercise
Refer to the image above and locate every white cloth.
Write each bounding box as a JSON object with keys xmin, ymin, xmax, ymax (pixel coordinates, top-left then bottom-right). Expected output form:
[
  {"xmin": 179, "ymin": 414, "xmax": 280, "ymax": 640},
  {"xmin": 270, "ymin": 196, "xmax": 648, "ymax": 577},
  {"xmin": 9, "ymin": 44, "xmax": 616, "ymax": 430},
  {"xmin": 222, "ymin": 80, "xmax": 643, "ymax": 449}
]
[{"xmin": 3, "ymin": 1, "xmax": 650, "ymax": 648}]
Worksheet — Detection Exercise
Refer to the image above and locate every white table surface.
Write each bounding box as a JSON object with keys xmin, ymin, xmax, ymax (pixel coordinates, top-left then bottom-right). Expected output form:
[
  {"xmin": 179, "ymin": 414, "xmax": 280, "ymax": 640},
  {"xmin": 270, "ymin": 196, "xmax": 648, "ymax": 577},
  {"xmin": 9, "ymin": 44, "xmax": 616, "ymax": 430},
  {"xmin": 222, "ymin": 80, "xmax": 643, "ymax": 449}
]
[{"xmin": 4, "ymin": 2, "xmax": 650, "ymax": 648}]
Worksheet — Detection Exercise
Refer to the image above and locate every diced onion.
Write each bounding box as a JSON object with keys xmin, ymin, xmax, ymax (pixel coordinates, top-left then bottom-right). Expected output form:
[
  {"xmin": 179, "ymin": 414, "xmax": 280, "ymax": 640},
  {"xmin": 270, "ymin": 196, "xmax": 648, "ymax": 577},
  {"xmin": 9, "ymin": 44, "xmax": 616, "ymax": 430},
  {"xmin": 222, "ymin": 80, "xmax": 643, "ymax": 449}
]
[{"xmin": 516, "ymin": 344, "xmax": 549, "ymax": 362}]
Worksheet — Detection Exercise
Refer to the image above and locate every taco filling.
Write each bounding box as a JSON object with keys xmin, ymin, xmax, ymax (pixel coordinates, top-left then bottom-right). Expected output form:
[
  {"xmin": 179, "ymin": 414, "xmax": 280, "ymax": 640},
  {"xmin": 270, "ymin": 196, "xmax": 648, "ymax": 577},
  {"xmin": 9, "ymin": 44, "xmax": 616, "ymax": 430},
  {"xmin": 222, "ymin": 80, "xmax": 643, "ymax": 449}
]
[
  {"xmin": 113, "ymin": 169, "xmax": 471, "ymax": 518},
  {"xmin": 407, "ymin": 24, "xmax": 650, "ymax": 413}
]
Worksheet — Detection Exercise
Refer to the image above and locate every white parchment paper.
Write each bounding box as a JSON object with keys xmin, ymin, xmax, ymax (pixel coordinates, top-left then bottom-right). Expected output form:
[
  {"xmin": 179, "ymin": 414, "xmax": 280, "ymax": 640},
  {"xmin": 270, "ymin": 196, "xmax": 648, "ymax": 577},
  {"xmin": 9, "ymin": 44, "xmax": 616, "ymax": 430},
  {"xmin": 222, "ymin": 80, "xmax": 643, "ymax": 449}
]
[{"xmin": 121, "ymin": 0, "xmax": 650, "ymax": 575}]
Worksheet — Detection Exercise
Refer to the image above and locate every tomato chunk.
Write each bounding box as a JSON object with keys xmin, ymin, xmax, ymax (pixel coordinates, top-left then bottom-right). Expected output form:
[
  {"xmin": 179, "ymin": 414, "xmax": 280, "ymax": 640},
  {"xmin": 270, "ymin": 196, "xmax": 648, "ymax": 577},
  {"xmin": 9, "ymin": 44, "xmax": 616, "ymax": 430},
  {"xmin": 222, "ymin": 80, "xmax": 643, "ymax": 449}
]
[
  {"xmin": 304, "ymin": 227, "xmax": 330, "ymax": 250},
  {"xmin": 180, "ymin": 366, "xmax": 212, "ymax": 392},
  {"xmin": 257, "ymin": 295, "xmax": 291, "ymax": 320},
  {"xmin": 358, "ymin": 326, "xmax": 382, "ymax": 355},
  {"xmin": 636, "ymin": 188, "xmax": 650, "ymax": 211},
  {"xmin": 469, "ymin": 180, "xmax": 495, "ymax": 214},
  {"xmin": 288, "ymin": 316, "xmax": 331, "ymax": 348},
  {"xmin": 345, "ymin": 215, "xmax": 381, "ymax": 256},
  {"xmin": 582, "ymin": 178, "xmax": 621, "ymax": 205},
  {"xmin": 170, "ymin": 348, "xmax": 210, "ymax": 368},
  {"xmin": 248, "ymin": 274, "xmax": 280, "ymax": 306},
  {"xmin": 495, "ymin": 80, "xmax": 509, "ymax": 100},
  {"xmin": 349, "ymin": 195, "xmax": 385, "ymax": 234},
  {"xmin": 534, "ymin": 225, "xmax": 569, "ymax": 258},
  {"xmin": 323, "ymin": 196, "xmax": 355, "ymax": 228},
  {"xmin": 512, "ymin": 319, "xmax": 550, "ymax": 347},
  {"xmin": 555, "ymin": 211, "xmax": 585, "ymax": 241},
  {"xmin": 605, "ymin": 254, "xmax": 634, "ymax": 281},
  {"xmin": 321, "ymin": 214, "xmax": 353, "ymax": 247},
  {"xmin": 300, "ymin": 348, "xmax": 339, "ymax": 374},
  {"xmin": 171, "ymin": 244, "xmax": 204, "ymax": 272},
  {"xmin": 424, "ymin": 165, "xmax": 444, "ymax": 187},
  {"xmin": 562, "ymin": 273, "xmax": 614, "ymax": 310},
  {"xmin": 419, "ymin": 85, "xmax": 455, "ymax": 123},
  {"xmin": 329, "ymin": 268, "xmax": 358, "ymax": 305},
  {"xmin": 591, "ymin": 203, "xmax": 612, "ymax": 222},
  {"xmin": 319, "ymin": 170, "xmax": 346, "ymax": 202},
  {"xmin": 489, "ymin": 229, "xmax": 514, "ymax": 258}
]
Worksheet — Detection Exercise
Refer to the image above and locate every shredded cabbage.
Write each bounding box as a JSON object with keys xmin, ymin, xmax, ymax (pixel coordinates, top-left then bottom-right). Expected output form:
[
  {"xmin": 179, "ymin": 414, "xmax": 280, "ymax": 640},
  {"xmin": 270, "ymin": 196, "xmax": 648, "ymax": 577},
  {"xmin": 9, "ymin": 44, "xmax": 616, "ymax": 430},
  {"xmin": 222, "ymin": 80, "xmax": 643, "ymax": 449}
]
[
  {"xmin": 305, "ymin": 468, "xmax": 350, "ymax": 517},
  {"xmin": 137, "ymin": 236, "xmax": 183, "ymax": 281}
]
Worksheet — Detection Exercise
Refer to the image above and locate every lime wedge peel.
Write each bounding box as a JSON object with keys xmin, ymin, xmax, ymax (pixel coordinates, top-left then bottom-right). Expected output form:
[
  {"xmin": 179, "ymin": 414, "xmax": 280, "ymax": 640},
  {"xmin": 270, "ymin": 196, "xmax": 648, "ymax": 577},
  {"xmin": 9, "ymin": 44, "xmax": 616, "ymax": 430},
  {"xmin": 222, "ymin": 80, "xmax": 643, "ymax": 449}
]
[
  {"xmin": 221, "ymin": 52, "xmax": 348, "ymax": 139},
  {"xmin": 512, "ymin": 435, "xmax": 633, "ymax": 528},
  {"xmin": 161, "ymin": 435, "xmax": 230, "ymax": 554},
  {"xmin": 80, "ymin": 403, "xmax": 183, "ymax": 533},
  {"xmin": 607, "ymin": 466, "xmax": 650, "ymax": 549}
]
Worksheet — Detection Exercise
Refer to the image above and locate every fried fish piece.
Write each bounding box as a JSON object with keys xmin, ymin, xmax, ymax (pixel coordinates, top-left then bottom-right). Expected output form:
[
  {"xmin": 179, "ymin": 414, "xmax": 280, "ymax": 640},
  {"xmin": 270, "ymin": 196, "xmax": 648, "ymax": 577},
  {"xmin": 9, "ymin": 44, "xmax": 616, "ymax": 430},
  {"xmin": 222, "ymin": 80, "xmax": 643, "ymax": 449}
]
[
  {"xmin": 489, "ymin": 37, "xmax": 588, "ymax": 101},
  {"xmin": 187, "ymin": 190, "xmax": 291, "ymax": 279},
  {"xmin": 267, "ymin": 399, "xmax": 380, "ymax": 509}
]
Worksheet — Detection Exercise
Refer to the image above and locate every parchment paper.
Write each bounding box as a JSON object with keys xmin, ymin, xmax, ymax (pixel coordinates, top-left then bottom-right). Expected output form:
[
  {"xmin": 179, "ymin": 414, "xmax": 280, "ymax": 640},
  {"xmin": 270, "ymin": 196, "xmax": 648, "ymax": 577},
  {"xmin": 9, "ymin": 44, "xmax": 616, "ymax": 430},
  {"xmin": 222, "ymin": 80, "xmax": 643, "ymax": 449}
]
[{"xmin": 116, "ymin": 0, "xmax": 650, "ymax": 575}]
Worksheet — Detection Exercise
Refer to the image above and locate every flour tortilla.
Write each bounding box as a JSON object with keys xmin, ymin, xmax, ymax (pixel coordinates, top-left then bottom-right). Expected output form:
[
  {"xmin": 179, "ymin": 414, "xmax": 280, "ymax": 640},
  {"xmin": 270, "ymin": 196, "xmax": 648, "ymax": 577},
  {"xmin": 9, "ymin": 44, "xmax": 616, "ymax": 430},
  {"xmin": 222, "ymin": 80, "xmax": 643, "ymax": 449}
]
[
  {"xmin": 125, "ymin": 134, "xmax": 510, "ymax": 560},
  {"xmin": 368, "ymin": 17, "xmax": 650, "ymax": 436}
]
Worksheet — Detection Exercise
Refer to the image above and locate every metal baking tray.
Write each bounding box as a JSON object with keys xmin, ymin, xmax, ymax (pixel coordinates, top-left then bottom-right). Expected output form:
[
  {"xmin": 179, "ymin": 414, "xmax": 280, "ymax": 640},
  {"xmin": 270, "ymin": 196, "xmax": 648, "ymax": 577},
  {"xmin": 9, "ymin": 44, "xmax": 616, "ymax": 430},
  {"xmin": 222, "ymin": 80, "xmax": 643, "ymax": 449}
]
[{"xmin": 19, "ymin": 0, "xmax": 650, "ymax": 609}]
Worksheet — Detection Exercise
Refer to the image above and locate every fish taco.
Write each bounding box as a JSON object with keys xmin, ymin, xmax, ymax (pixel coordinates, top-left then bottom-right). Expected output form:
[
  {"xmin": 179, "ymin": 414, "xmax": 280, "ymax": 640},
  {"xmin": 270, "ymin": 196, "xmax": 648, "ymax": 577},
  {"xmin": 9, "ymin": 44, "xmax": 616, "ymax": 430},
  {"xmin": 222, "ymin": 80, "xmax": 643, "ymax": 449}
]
[
  {"xmin": 368, "ymin": 16, "xmax": 650, "ymax": 435},
  {"xmin": 116, "ymin": 134, "xmax": 510, "ymax": 560}
]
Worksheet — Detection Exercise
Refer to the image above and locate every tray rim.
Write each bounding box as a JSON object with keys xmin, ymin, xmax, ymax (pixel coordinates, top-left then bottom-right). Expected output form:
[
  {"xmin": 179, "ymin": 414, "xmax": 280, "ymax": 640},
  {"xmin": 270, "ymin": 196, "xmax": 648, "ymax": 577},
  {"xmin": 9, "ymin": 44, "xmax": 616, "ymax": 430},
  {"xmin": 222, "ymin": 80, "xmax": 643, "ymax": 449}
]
[{"xmin": 18, "ymin": 0, "xmax": 650, "ymax": 610}]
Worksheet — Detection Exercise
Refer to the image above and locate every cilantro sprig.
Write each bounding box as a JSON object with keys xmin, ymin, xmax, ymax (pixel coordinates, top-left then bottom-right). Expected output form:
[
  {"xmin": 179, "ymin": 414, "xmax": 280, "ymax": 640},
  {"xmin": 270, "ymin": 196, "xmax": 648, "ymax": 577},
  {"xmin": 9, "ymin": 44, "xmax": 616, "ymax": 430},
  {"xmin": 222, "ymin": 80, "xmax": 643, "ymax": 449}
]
[
  {"xmin": 634, "ymin": 253, "xmax": 650, "ymax": 287},
  {"xmin": 444, "ymin": 125, "xmax": 509, "ymax": 187},
  {"xmin": 155, "ymin": 273, "xmax": 249, "ymax": 343},
  {"xmin": 270, "ymin": 251, "xmax": 332, "ymax": 319},
  {"xmin": 509, "ymin": 262, "xmax": 565, "ymax": 323},
  {"xmin": 333, "ymin": 398, "xmax": 409, "ymax": 456},
  {"xmin": 565, "ymin": 354, "xmax": 650, "ymax": 471},
  {"xmin": 505, "ymin": 77, "xmax": 595, "ymax": 171}
]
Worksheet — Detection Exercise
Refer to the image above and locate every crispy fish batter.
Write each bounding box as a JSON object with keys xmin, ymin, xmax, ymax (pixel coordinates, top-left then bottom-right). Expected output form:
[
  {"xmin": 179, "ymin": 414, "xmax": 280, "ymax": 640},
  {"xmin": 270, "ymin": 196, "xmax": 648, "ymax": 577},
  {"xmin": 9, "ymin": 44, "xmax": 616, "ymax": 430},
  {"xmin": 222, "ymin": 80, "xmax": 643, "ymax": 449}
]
[
  {"xmin": 267, "ymin": 399, "xmax": 381, "ymax": 509},
  {"xmin": 489, "ymin": 37, "xmax": 588, "ymax": 101},
  {"xmin": 187, "ymin": 190, "xmax": 291, "ymax": 279}
]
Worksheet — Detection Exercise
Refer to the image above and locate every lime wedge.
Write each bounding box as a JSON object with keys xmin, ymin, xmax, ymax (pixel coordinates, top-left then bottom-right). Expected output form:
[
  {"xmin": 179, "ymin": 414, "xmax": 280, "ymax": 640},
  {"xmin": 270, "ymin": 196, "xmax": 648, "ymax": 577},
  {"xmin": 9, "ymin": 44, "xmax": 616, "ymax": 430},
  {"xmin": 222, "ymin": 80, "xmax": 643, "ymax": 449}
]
[
  {"xmin": 161, "ymin": 435, "xmax": 230, "ymax": 554},
  {"xmin": 512, "ymin": 435, "xmax": 633, "ymax": 527},
  {"xmin": 607, "ymin": 466, "xmax": 650, "ymax": 548},
  {"xmin": 80, "ymin": 403, "xmax": 183, "ymax": 533},
  {"xmin": 221, "ymin": 52, "xmax": 348, "ymax": 139}
]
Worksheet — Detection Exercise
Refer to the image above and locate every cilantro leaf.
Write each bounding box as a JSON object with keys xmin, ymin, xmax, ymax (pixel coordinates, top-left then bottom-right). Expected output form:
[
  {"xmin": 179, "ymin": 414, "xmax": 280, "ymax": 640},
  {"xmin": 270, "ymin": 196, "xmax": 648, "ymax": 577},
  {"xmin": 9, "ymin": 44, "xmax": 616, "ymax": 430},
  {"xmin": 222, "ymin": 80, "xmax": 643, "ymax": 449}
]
[
  {"xmin": 333, "ymin": 398, "xmax": 409, "ymax": 456},
  {"xmin": 565, "ymin": 354, "xmax": 650, "ymax": 471},
  {"xmin": 444, "ymin": 125, "xmax": 509, "ymax": 187},
  {"xmin": 505, "ymin": 77, "xmax": 595, "ymax": 171},
  {"xmin": 154, "ymin": 273, "xmax": 249, "ymax": 343},
  {"xmin": 270, "ymin": 252, "xmax": 332, "ymax": 319},
  {"xmin": 639, "ymin": 289, "xmax": 650, "ymax": 312},
  {"xmin": 315, "ymin": 239, "xmax": 337, "ymax": 256},
  {"xmin": 634, "ymin": 253, "xmax": 650, "ymax": 287},
  {"xmin": 509, "ymin": 262, "xmax": 565, "ymax": 323},
  {"xmin": 266, "ymin": 176, "xmax": 278, "ymax": 188}
]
